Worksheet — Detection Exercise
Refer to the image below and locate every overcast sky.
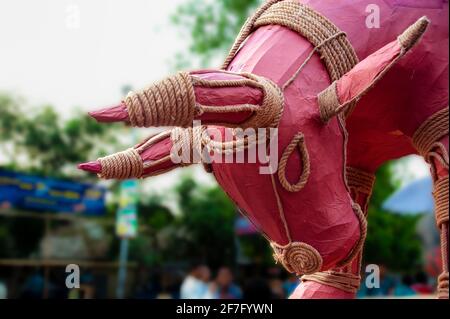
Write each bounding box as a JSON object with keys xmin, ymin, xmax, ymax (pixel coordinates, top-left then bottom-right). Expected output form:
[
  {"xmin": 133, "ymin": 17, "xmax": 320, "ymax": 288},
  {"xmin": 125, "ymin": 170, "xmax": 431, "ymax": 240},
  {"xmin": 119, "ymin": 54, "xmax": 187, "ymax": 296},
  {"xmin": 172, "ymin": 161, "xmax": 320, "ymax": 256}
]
[
  {"xmin": 0, "ymin": 0, "xmax": 217, "ymax": 194},
  {"xmin": 0, "ymin": 0, "xmax": 429, "ymax": 193},
  {"xmin": 0, "ymin": 0, "xmax": 187, "ymax": 116}
]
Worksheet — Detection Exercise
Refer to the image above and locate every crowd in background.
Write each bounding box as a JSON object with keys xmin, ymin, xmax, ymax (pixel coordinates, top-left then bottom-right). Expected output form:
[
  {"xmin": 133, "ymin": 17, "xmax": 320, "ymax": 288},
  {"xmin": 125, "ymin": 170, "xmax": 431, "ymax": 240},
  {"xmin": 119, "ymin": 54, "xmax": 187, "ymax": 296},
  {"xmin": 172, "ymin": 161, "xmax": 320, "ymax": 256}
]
[
  {"xmin": 133, "ymin": 263, "xmax": 300, "ymax": 300},
  {"xmin": 132, "ymin": 263, "xmax": 436, "ymax": 299},
  {"xmin": 358, "ymin": 265, "xmax": 434, "ymax": 298},
  {"xmin": 0, "ymin": 263, "xmax": 437, "ymax": 299}
]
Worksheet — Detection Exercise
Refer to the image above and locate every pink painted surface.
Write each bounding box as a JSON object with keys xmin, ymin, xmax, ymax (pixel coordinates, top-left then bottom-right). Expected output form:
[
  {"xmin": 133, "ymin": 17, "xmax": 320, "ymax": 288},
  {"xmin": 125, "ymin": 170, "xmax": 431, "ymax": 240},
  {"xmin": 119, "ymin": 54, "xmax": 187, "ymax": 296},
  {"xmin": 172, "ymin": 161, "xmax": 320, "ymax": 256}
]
[
  {"xmin": 81, "ymin": 0, "xmax": 449, "ymax": 299},
  {"xmin": 215, "ymin": 23, "xmax": 361, "ymax": 269},
  {"xmin": 89, "ymin": 71, "xmax": 263, "ymax": 125}
]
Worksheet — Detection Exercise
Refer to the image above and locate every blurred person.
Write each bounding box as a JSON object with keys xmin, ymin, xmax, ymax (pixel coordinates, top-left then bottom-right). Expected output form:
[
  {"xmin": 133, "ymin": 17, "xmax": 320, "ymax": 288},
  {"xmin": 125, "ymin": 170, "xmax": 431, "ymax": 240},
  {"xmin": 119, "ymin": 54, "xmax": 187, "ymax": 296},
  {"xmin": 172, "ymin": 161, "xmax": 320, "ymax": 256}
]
[
  {"xmin": 266, "ymin": 267, "xmax": 285, "ymax": 299},
  {"xmin": 180, "ymin": 263, "xmax": 215, "ymax": 299},
  {"xmin": 393, "ymin": 275, "xmax": 416, "ymax": 297},
  {"xmin": 213, "ymin": 267, "xmax": 242, "ymax": 299},
  {"xmin": 269, "ymin": 279, "xmax": 285, "ymax": 299},
  {"xmin": 283, "ymin": 275, "xmax": 299, "ymax": 297},
  {"xmin": 411, "ymin": 271, "xmax": 433, "ymax": 295}
]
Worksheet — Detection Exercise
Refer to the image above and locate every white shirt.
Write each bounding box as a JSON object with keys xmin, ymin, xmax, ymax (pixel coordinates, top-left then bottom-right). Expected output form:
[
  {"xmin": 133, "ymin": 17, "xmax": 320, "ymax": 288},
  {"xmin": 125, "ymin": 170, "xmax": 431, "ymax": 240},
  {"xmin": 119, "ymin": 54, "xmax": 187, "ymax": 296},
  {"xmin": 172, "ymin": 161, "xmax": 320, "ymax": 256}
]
[{"xmin": 180, "ymin": 275, "xmax": 215, "ymax": 299}]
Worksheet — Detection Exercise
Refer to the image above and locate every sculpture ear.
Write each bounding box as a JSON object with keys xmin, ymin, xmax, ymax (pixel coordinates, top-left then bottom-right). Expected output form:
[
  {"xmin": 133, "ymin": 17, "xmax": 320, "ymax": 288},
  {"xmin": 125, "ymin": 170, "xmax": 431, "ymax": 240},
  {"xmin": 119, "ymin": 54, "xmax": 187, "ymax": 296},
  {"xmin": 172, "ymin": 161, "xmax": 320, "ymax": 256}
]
[{"xmin": 318, "ymin": 16, "xmax": 430, "ymax": 123}]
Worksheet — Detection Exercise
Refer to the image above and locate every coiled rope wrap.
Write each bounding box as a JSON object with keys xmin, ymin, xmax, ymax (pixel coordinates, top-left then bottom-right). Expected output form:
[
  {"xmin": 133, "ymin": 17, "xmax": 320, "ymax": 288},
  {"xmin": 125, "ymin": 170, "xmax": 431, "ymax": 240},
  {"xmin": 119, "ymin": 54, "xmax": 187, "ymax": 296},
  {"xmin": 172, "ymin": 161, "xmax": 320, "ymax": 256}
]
[
  {"xmin": 97, "ymin": 130, "xmax": 174, "ymax": 180},
  {"xmin": 317, "ymin": 82, "xmax": 341, "ymax": 123},
  {"xmin": 346, "ymin": 167, "xmax": 376, "ymax": 197},
  {"xmin": 271, "ymin": 241, "xmax": 323, "ymax": 275},
  {"xmin": 301, "ymin": 271, "xmax": 361, "ymax": 294},
  {"xmin": 438, "ymin": 272, "xmax": 449, "ymax": 299},
  {"xmin": 336, "ymin": 203, "xmax": 368, "ymax": 268},
  {"xmin": 434, "ymin": 176, "xmax": 449, "ymax": 299},
  {"xmin": 412, "ymin": 107, "xmax": 449, "ymax": 159},
  {"xmin": 125, "ymin": 72, "xmax": 197, "ymax": 127},
  {"xmin": 413, "ymin": 108, "xmax": 449, "ymax": 299},
  {"xmin": 124, "ymin": 69, "xmax": 284, "ymax": 131},
  {"xmin": 434, "ymin": 177, "xmax": 449, "ymax": 229},
  {"xmin": 222, "ymin": 0, "xmax": 358, "ymax": 84},
  {"xmin": 98, "ymin": 148, "xmax": 143, "ymax": 180}
]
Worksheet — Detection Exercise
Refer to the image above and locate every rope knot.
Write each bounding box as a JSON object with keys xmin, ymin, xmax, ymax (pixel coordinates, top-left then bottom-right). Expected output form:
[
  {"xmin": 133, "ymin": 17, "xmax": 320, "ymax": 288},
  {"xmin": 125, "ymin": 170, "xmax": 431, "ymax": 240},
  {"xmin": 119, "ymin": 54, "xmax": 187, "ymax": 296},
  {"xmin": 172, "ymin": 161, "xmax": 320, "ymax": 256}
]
[{"xmin": 98, "ymin": 148, "xmax": 143, "ymax": 180}]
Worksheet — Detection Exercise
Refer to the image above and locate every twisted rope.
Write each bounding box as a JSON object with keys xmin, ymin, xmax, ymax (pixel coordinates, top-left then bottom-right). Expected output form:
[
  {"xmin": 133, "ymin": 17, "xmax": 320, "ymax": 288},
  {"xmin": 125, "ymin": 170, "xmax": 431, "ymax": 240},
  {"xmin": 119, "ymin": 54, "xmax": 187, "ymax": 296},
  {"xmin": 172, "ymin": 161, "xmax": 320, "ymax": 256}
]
[
  {"xmin": 201, "ymin": 128, "xmax": 258, "ymax": 155},
  {"xmin": 302, "ymin": 271, "xmax": 361, "ymax": 294},
  {"xmin": 271, "ymin": 241, "xmax": 323, "ymax": 275},
  {"xmin": 282, "ymin": 32, "xmax": 347, "ymax": 91},
  {"xmin": 125, "ymin": 72, "xmax": 196, "ymax": 127},
  {"xmin": 438, "ymin": 272, "xmax": 449, "ymax": 299},
  {"xmin": 98, "ymin": 148, "xmax": 143, "ymax": 180},
  {"xmin": 434, "ymin": 177, "xmax": 449, "ymax": 229},
  {"xmin": 223, "ymin": 0, "xmax": 358, "ymax": 85},
  {"xmin": 412, "ymin": 108, "xmax": 449, "ymax": 299},
  {"xmin": 193, "ymin": 72, "xmax": 284, "ymax": 129},
  {"xmin": 412, "ymin": 107, "xmax": 449, "ymax": 158},
  {"xmin": 434, "ymin": 176, "xmax": 449, "ymax": 299},
  {"xmin": 318, "ymin": 81, "xmax": 341, "ymax": 123},
  {"xmin": 193, "ymin": 72, "xmax": 284, "ymax": 155},
  {"xmin": 346, "ymin": 167, "xmax": 376, "ymax": 196},
  {"xmin": 336, "ymin": 203, "xmax": 368, "ymax": 268},
  {"xmin": 277, "ymin": 132, "xmax": 310, "ymax": 192}
]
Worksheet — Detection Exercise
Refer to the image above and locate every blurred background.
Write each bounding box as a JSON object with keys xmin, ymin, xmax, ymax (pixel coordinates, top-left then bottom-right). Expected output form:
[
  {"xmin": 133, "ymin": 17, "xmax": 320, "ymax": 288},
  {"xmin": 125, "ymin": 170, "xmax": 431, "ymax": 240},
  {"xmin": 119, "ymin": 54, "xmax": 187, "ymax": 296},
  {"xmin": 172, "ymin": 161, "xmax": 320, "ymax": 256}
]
[{"xmin": 0, "ymin": 0, "xmax": 441, "ymax": 299}]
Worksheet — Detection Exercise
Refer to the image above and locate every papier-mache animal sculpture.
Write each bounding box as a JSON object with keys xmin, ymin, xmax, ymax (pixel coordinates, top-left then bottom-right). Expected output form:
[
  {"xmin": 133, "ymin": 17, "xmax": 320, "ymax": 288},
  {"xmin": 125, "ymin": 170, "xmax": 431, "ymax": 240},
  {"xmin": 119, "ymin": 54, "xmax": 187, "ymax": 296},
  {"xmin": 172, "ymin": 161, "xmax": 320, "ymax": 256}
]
[{"xmin": 79, "ymin": 0, "xmax": 449, "ymax": 299}]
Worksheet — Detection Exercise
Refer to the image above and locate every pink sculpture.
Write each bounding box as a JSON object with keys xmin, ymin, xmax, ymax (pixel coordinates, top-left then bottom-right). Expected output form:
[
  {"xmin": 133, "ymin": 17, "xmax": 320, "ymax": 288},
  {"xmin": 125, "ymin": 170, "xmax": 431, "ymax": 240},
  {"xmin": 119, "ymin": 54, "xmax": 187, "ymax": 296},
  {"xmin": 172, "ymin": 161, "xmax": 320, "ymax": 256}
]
[{"xmin": 79, "ymin": 0, "xmax": 448, "ymax": 299}]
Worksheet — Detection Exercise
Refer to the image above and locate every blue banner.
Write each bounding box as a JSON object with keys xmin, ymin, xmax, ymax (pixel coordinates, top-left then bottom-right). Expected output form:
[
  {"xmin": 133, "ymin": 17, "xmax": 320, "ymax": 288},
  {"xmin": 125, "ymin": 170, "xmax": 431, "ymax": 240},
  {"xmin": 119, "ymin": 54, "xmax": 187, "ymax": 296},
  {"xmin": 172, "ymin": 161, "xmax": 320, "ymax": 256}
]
[{"xmin": 0, "ymin": 169, "xmax": 106, "ymax": 216}]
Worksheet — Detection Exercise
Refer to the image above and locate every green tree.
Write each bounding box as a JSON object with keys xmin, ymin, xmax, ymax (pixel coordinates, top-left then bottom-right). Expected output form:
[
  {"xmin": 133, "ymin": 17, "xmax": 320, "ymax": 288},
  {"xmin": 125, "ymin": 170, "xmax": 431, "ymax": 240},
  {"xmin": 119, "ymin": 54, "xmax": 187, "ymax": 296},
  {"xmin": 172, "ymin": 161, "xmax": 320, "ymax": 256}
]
[
  {"xmin": 0, "ymin": 93, "xmax": 118, "ymax": 179},
  {"xmin": 173, "ymin": 174, "xmax": 237, "ymax": 268},
  {"xmin": 0, "ymin": 93, "xmax": 121, "ymax": 260},
  {"xmin": 128, "ymin": 195, "xmax": 176, "ymax": 267},
  {"xmin": 171, "ymin": 0, "xmax": 261, "ymax": 68},
  {"xmin": 363, "ymin": 162, "xmax": 422, "ymax": 272}
]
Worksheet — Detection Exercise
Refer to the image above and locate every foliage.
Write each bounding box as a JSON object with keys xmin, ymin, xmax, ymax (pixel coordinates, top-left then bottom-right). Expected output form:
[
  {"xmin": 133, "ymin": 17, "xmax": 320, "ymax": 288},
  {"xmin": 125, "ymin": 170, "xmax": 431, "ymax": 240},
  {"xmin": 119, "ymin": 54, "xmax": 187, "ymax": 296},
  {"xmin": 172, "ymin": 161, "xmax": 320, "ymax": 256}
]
[
  {"xmin": 172, "ymin": 175, "xmax": 237, "ymax": 268},
  {"xmin": 0, "ymin": 93, "xmax": 118, "ymax": 179},
  {"xmin": 171, "ymin": 0, "xmax": 261, "ymax": 68},
  {"xmin": 127, "ymin": 195, "xmax": 176, "ymax": 266},
  {"xmin": 364, "ymin": 207, "xmax": 422, "ymax": 272},
  {"xmin": 0, "ymin": 93, "xmax": 120, "ymax": 261},
  {"xmin": 127, "ymin": 174, "xmax": 239, "ymax": 269},
  {"xmin": 363, "ymin": 162, "xmax": 422, "ymax": 272}
]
